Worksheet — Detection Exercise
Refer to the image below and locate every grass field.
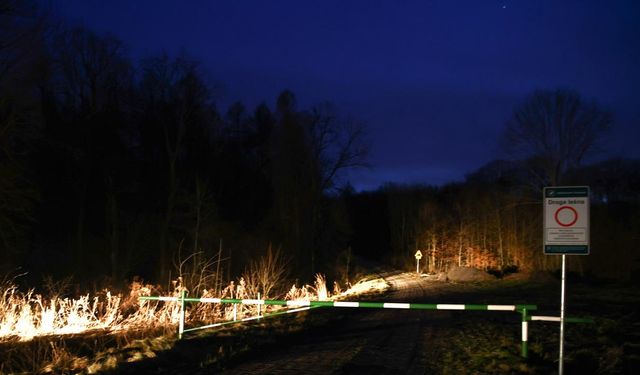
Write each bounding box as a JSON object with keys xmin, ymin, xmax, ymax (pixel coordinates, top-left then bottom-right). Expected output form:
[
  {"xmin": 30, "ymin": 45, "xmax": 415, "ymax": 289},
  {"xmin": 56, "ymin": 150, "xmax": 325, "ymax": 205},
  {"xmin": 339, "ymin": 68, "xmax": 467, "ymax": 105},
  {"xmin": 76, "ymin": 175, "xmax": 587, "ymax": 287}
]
[
  {"xmin": 1, "ymin": 273, "xmax": 638, "ymax": 374},
  {"xmin": 106, "ymin": 275, "xmax": 640, "ymax": 374},
  {"xmin": 421, "ymin": 276, "xmax": 640, "ymax": 374}
]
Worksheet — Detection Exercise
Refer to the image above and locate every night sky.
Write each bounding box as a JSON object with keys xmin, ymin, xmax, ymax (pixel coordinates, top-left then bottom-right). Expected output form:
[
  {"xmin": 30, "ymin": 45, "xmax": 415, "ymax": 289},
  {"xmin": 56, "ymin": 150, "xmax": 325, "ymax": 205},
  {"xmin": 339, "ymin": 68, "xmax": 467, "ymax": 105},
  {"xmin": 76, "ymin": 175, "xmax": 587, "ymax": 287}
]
[{"xmin": 52, "ymin": 0, "xmax": 640, "ymax": 191}]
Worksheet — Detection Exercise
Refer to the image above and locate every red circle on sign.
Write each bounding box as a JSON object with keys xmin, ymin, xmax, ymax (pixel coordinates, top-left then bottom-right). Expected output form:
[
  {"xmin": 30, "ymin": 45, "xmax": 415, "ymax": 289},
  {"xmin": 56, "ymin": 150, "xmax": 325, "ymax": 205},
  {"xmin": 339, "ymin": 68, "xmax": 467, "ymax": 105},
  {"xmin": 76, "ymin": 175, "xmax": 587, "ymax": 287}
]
[{"xmin": 554, "ymin": 206, "xmax": 578, "ymax": 227}]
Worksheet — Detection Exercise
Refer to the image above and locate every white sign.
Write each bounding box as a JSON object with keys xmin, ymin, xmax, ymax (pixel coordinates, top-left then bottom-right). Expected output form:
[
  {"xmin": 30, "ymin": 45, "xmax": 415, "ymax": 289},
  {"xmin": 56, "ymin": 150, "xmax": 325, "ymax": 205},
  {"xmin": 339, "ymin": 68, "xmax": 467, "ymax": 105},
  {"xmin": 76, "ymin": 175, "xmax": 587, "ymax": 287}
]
[
  {"xmin": 543, "ymin": 186, "xmax": 589, "ymax": 255},
  {"xmin": 414, "ymin": 250, "xmax": 423, "ymax": 260}
]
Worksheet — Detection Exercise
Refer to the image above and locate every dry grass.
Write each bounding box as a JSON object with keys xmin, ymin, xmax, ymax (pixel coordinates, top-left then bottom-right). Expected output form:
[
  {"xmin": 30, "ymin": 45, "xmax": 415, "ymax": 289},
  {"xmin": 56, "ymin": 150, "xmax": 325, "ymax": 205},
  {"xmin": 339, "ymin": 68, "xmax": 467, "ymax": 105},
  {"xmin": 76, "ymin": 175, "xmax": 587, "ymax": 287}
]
[
  {"xmin": 0, "ymin": 272, "xmax": 385, "ymax": 342},
  {"xmin": 0, "ymin": 279, "xmax": 179, "ymax": 343},
  {"xmin": 0, "ymin": 250, "xmax": 389, "ymax": 373},
  {"xmin": 241, "ymin": 245, "xmax": 288, "ymax": 299}
]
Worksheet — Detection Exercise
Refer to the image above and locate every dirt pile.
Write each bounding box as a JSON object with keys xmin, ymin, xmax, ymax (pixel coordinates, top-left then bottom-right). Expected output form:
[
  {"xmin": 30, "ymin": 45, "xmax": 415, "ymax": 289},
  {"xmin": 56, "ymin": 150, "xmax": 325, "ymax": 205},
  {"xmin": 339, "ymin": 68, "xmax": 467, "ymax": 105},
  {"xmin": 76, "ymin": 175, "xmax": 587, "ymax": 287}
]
[
  {"xmin": 446, "ymin": 266, "xmax": 494, "ymax": 282},
  {"xmin": 503, "ymin": 271, "xmax": 557, "ymax": 283}
]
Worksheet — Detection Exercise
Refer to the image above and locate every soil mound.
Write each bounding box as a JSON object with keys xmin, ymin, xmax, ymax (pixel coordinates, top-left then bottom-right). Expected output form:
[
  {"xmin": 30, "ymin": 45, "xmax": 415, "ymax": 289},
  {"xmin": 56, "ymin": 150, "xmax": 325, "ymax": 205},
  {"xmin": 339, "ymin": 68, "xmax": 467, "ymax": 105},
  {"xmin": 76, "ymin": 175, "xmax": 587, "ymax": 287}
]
[
  {"xmin": 446, "ymin": 266, "xmax": 494, "ymax": 282},
  {"xmin": 503, "ymin": 271, "xmax": 557, "ymax": 283}
]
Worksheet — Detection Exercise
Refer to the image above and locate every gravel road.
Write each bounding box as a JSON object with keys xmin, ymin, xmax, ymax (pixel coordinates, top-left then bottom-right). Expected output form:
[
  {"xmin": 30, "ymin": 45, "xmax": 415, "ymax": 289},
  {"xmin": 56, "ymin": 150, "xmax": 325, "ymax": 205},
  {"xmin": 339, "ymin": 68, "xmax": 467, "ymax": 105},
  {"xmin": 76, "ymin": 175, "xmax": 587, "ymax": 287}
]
[{"xmin": 219, "ymin": 272, "xmax": 464, "ymax": 374}]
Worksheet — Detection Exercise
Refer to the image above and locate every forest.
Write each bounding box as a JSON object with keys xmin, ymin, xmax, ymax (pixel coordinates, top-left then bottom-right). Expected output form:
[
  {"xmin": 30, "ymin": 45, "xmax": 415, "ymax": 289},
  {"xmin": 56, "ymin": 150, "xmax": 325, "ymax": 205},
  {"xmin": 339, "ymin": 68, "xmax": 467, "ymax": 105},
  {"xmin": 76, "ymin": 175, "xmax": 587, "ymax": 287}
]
[{"xmin": 1, "ymin": 1, "xmax": 639, "ymax": 289}]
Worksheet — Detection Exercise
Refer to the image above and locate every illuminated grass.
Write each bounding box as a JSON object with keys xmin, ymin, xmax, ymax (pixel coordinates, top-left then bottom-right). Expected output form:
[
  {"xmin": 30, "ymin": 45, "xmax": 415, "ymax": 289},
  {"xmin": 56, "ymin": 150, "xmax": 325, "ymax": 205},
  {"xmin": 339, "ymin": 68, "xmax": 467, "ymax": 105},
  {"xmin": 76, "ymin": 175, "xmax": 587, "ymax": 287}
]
[{"xmin": 0, "ymin": 273, "xmax": 388, "ymax": 373}]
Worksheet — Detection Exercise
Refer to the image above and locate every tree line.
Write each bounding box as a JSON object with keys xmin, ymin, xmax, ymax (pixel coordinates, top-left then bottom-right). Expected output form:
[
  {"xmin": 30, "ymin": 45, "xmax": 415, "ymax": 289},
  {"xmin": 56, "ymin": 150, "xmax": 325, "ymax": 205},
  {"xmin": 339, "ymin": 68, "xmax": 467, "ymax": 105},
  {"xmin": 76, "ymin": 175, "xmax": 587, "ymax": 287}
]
[
  {"xmin": 346, "ymin": 157, "xmax": 640, "ymax": 280},
  {"xmin": 1, "ymin": 1, "xmax": 637, "ymax": 285},
  {"xmin": 0, "ymin": 2, "xmax": 366, "ymax": 284},
  {"xmin": 345, "ymin": 88, "xmax": 638, "ymax": 281}
]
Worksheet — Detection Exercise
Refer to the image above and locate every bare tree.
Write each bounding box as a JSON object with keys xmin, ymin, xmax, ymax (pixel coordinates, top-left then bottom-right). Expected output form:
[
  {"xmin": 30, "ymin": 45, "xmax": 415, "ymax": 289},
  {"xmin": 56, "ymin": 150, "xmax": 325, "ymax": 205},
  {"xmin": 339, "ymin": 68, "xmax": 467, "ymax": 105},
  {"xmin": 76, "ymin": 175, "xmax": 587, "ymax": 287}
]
[
  {"xmin": 503, "ymin": 89, "xmax": 611, "ymax": 186},
  {"xmin": 51, "ymin": 26, "xmax": 133, "ymax": 278},
  {"xmin": 308, "ymin": 102, "xmax": 369, "ymax": 193},
  {"xmin": 139, "ymin": 54, "xmax": 215, "ymax": 282},
  {"xmin": 269, "ymin": 92, "xmax": 368, "ymax": 278},
  {"xmin": 0, "ymin": 0, "xmax": 47, "ymax": 86},
  {"xmin": 242, "ymin": 245, "xmax": 288, "ymax": 299}
]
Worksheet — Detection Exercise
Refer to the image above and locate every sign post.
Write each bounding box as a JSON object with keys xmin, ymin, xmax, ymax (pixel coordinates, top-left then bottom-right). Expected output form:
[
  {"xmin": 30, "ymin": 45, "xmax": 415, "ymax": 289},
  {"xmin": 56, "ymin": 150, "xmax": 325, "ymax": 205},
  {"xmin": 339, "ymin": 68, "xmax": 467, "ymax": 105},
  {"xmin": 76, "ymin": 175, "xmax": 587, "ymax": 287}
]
[
  {"xmin": 414, "ymin": 250, "xmax": 423, "ymax": 274},
  {"xmin": 543, "ymin": 186, "xmax": 589, "ymax": 375}
]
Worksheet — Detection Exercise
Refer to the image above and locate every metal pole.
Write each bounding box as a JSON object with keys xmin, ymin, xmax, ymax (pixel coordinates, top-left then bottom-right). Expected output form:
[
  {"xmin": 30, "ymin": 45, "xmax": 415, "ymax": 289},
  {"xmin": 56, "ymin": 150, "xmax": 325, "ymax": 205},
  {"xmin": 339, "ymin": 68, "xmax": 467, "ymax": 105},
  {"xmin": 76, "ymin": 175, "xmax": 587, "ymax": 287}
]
[
  {"xmin": 258, "ymin": 292, "xmax": 261, "ymax": 320},
  {"xmin": 233, "ymin": 303, "xmax": 238, "ymax": 321},
  {"xmin": 559, "ymin": 254, "xmax": 566, "ymax": 375},
  {"xmin": 178, "ymin": 290, "xmax": 186, "ymax": 339},
  {"xmin": 416, "ymin": 258, "xmax": 420, "ymax": 274},
  {"xmin": 521, "ymin": 307, "xmax": 528, "ymax": 358}
]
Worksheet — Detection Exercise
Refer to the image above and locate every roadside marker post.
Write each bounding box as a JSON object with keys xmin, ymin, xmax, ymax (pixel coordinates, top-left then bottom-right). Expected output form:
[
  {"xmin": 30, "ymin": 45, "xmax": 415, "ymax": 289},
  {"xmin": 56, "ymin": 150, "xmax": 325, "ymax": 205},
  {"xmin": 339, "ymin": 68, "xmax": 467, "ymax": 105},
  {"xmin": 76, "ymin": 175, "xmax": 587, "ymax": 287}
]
[
  {"xmin": 543, "ymin": 186, "xmax": 590, "ymax": 375},
  {"xmin": 414, "ymin": 250, "xmax": 423, "ymax": 274}
]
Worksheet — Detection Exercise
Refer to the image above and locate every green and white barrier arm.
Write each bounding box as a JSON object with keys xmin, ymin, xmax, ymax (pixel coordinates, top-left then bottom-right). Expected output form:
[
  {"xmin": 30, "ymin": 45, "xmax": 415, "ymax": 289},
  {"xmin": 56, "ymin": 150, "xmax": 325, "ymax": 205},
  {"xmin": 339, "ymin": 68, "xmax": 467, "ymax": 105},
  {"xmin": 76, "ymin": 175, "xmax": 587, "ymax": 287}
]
[{"xmin": 139, "ymin": 296, "xmax": 536, "ymax": 312}]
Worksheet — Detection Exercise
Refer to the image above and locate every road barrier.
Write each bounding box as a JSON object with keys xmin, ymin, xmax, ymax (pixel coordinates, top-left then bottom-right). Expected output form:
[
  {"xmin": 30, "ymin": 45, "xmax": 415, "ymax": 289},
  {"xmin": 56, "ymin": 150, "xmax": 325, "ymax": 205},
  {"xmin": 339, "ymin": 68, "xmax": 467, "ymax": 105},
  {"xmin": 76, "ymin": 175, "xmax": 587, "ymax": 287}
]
[
  {"xmin": 523, "ymin": 314, "xmax": 594, "ymax": 359},
  {"xmin": 139, "ymin": 291, "xmax": 538, "ymax": 357},
  {"xmin": 529, "ymin": 315, "xmax": 594, "ymax": 323}
]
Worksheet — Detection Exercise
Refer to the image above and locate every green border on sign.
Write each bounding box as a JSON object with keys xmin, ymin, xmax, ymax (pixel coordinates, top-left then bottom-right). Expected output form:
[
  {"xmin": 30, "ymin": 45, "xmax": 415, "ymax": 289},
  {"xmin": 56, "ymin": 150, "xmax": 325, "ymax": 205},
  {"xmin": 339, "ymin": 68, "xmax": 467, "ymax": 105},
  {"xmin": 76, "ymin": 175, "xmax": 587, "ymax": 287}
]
[
  {"xmin": 544, "ymin": 187, "xmax": 588, "ymax": 198},
  {"xmin": 544, "ymin": 245, "xmax": 589, "ymax": 255}
]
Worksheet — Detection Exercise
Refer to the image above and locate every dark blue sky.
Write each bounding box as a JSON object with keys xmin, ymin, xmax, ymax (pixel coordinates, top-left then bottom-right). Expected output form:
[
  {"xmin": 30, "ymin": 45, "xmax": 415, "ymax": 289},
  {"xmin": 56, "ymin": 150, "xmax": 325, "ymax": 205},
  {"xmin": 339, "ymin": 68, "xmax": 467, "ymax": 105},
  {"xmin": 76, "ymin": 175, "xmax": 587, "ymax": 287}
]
[{"xmin": 53, "ymin": 0, "xmax": 640, "ymax": 190}]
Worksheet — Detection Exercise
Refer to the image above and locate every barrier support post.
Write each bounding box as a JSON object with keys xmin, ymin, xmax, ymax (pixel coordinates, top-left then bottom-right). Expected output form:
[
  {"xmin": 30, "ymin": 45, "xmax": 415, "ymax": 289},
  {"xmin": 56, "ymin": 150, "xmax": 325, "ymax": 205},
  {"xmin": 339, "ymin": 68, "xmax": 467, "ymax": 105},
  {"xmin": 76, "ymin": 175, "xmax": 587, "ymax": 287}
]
[
  {"xmin": 258, "ymin": 292, "xmax": 262, "ymax": 320},
  {"xmin": 521, "ymin": 307, "xmax": 528, "ymax": 358},
  {"xmin": 233, "ymin": 303, "xmax": 238, "ymax": 321},
  {"xmin": 179, "ymin": 290, "xmax": 186, "ymax": 339}
]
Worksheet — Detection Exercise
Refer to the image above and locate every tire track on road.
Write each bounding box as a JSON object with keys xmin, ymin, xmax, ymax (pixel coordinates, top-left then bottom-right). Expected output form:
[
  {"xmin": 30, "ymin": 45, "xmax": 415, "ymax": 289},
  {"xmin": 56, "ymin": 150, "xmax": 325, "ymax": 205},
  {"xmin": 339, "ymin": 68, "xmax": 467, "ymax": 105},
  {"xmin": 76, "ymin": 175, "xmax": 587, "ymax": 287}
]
[{"xmin": 220, "ymin": 273, "xmax": 435, "ymax": 374}]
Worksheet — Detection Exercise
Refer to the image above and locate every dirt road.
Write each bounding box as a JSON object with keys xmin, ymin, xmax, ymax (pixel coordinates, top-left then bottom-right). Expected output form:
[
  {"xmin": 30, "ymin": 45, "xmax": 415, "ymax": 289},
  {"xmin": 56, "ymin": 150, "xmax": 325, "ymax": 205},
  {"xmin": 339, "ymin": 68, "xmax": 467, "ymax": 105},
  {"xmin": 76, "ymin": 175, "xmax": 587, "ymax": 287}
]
[{"xmin": 217, "ymin": 273, "xmax": 497, "ymax": 374}]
